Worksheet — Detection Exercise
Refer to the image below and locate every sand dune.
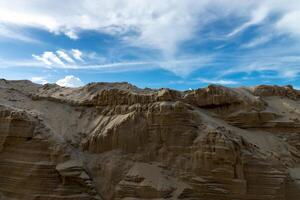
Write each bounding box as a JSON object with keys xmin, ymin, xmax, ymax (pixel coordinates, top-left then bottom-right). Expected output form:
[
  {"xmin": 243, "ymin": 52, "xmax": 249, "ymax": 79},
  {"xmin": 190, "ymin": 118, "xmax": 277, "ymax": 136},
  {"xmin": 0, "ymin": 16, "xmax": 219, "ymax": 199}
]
[{"xmin": 1, "ymin": 79, "xmax": 300, "ymax": 199}]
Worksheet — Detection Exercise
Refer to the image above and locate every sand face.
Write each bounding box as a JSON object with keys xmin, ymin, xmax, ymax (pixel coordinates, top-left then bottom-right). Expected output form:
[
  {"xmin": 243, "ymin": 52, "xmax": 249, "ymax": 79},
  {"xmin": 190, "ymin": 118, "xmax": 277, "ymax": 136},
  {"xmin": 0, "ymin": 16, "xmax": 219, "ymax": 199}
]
[{"xmin": 1, "ymin": 80, "xmax": 300, "ymax": 199}]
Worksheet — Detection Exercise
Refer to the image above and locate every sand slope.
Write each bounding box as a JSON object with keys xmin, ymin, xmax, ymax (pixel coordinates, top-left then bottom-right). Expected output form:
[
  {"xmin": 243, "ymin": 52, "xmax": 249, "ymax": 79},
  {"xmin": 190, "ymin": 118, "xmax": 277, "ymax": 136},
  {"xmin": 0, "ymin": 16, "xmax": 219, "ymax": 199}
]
[{"xmin": 1, "ymin": 79, "xmax": 300, "ymax": 199}]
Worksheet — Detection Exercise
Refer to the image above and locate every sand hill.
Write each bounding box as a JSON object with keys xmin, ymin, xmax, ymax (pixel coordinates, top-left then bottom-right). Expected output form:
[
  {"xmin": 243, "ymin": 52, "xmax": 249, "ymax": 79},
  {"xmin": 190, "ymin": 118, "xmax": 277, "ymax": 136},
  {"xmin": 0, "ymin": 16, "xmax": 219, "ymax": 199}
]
[{"xmin": 1, "ymin": 79, "xmax": 300, "ymax": 200}]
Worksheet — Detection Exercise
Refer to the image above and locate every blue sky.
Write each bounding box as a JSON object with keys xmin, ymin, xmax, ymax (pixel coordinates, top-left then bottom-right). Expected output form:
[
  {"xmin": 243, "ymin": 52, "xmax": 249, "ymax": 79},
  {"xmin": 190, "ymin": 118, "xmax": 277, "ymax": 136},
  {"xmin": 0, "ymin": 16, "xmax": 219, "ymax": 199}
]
[{"xmin": 1, "ymin": 0, "xmax": 300, "ymax": 89}]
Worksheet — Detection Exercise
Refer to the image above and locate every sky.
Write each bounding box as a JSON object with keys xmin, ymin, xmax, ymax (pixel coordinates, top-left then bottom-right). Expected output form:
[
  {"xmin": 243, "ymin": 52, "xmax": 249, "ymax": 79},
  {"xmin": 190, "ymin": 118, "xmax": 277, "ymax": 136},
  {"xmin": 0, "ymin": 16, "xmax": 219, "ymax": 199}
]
[{"xmin": 1, "ymin": 0, "xmax": 300, "ymax": 90}]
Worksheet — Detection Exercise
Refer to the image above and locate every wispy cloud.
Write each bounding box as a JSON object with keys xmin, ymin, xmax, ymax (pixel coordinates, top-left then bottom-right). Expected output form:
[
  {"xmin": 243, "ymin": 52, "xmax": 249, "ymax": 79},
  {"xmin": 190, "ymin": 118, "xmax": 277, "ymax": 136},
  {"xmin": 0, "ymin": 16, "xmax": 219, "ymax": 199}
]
[
  {"xmin": 33, "ymin": 52, "xmax": 65, "ymax": 66},
  {"xmin": 1, "ymin": 0, "xmax": 299, "ymax": 55},
  {"xmin": 158, "ymin": 56, "xmax": 214, "ymax": 77},
  {"xmin": 197, "ymin": 78, "xmax": 239, "ymax": 85},
  {"xmin": 0, "ymin": 58, "xmax": 43, "ymax": 68},
  {"xmin": 1, "ymin": 0, "xmax": 300, "ymax": 87},
  {"xmin": 0, "ymin": 24, "xmax": 41, "ymax": 43},
  {"xmin": 218, "ymin": 51, "xmax": 300, "ymax": 80},
  {"xmin": 71, "ymin": 49, "xmax": 84, "ymax": 61},
  {"xmin": 30, "ymin": 48, "xmax": 213, "ymax": 76},
  {"xmin": 227, "ymin": 6, "xmax": 269, "ymax": 37},
  {"xmin": 32, "ymin": 49, "xmax": 83, "ymax": 67},
  {"xmin": 241, "ymin": 35, "xmax": 273, "ymax": 48},
  {"xmin": 56, "ymin": 50, "xmax": 75, "ymax": 63},
  {"xmin": 276, "ymin": 11, "xmax": 300, "ymax": 38},
  {"xmin": 1, "ymin": 1, "xmax": 300, "ymax": 49}
]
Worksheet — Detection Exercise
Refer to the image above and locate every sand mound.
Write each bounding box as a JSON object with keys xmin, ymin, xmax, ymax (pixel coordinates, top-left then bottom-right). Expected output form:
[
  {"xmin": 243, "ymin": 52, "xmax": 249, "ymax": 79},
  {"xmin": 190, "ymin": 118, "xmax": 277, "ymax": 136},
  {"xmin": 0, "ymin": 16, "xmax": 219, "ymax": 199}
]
[{"xmin": 1, "ymin": 79, "xmax": 300, "ymax": 199}]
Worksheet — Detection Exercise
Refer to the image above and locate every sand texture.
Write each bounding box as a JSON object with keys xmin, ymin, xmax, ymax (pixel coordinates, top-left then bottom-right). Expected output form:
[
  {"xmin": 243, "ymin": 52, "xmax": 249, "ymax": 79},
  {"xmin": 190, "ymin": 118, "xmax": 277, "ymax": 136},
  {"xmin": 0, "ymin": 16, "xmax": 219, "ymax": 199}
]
[{"xmin": 1, "ymin": 79, "xmax": 300, "ymax": 199}]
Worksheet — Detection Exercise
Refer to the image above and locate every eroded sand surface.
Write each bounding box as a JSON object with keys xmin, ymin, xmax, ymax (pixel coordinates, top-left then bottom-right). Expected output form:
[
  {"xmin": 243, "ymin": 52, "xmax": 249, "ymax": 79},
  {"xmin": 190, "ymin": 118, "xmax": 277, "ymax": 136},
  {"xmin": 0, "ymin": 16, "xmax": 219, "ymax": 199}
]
[{"xmin": 1, "ymin": 79, "xmax": 300, "ymax": 199}]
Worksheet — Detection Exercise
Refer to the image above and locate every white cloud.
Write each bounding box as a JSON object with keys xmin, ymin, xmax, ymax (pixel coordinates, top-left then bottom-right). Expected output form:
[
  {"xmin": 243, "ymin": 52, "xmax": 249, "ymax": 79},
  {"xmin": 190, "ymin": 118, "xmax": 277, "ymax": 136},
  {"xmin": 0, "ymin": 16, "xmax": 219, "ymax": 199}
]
[
  {"xmin": 242, "ymin": 35, "xmax": 272, "ymax": 48},
  {"xmin": 2, "ymin": 0, "xmax": 300, "ymax": 79},
  {"xmin": 65, "ymin": 30, "xmax": 79, "ymax": 40},
  {"xmin": 71, "ymin": 49, "xmax": 83, "ymax": 61},
  {"xmin": 0, "ymin": 1, "xmax": 299, "ymax": 51},
  {"xmin": 0, "ymin": 0, "xmax": 300, "ymax": 57},
  {"xmin": 32, "ymin": 54, "xmax": 52, "ymax": 66},
  {"xmin": 276, "ymin": 11, "xmax": 300, "ymax": 38},
  {"xmin": 56, "ymin": 75, "xmax": 84, "ymax": 87},
  {"xmin": 33, "ymin": 49, "xmax": 82, "ymax": 66},
  {"xmin": 30, "ymin": 77, "xmax": 48, "ymax": 84},
  {"xmin": 197, "ymin": 78, "xmax": 238, "ymax": 85},
  {"xmin": 0, "ymin": 25, "xmax": 41, "ymax": 43},
  {"xmin": 30, "ymin": 49, "xmax": 213, "ymax": 76},
  {"xmin": 32, "ymin": 51, "xmax": 65, "ymax": 66},
  {"xmin": 56, "ymin": 50, "xmax": 75, "ymax": 63},
  {"xmin": 218, "ymin": 51, "xmax": 300, "ymax": 80},
  {"xmin": 227, "ymin": 6, "xmax": 269, "ymax": 37},
  {"xmin": 0, "ymin": 58, "xmax": 45, "ymax": 68},
  {"xmin": 281, "ymin": 70, "xmax": 298, "ymax": 79},
  {"xmin": 158, "ymin": 56, "xmax": 213, "ymax": 77},
  {"xmin": 44, "ymin": 52, "xmax": 65, "ymax": 66},
  {"xmin": 2, "ymin": 0, "xmax": 297, "ymax": 54}
]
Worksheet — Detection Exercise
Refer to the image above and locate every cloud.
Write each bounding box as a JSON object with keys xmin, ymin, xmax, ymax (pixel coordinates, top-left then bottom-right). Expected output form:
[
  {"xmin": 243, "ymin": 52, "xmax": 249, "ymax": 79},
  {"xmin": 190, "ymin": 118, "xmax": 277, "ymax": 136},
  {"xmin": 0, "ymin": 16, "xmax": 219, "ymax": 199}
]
[
  {"xmin": 30, "ymin": 48, "xmax": 213, "ymax": 76},
  {"xmin": 0, "ymin": 0, "xmax": 300, "ymax": 58},
  {"xmin": 158, "ymin": 56, "xmax": 213, "ymax": 77},
  {"xmin": 227, "ymin": 6, "xmax": 269, "ymax": 37},
  {"xmin": 197, "ymin": 78, "xmax": 239, "ymax": 85},
  {"xmin": 2, "ymin": 0, "xmax": 300, "ymax": 82},
  {"xmin": 30, "ymin": 77, "xmax": 48, "ymax": 84},
  {"xmin": 241, "ymin": 35, "xmax": 273, "ymax": 48},
  {"xmin": 0, "ymin": 25, "xmax": 41, "ymax": 43},
  {"xmin": 0, "ymin": 58, "xmax": 44, "ymax": 68},
  {"xmin": 32, "ymin": 51, "xmax": 65, "ymax": 66},
  {"xmin": 65, "ymin": 30, "xmax": 79, "ymax": 40},
  {"xmin": 276, "ymin": 11, "xmax": 300, "ymax": 38},
  {"xmin": 56, "ymin": 75, "xmax": 84, "ymax": 87},
  {"xmin": 218, "ymin": 49, "xmax": 300, "ymax": 80},
  {"xmin": 71, "ymin": 49, "xmax": 83, "ymax": 61},
  {"xmin": 33, "ymin": 50, "xmax": 81, "ymax": 66},
  {"xmin": 2, "ymin": 0, "xmax": 296, "ymax": 55},
  {"xmin": 56, "ymin": 50, "xmax": 75, "ymax": 63},
  {"xmin": 32, "ymin": 54, "xmax": 52, "ymax": 66}
]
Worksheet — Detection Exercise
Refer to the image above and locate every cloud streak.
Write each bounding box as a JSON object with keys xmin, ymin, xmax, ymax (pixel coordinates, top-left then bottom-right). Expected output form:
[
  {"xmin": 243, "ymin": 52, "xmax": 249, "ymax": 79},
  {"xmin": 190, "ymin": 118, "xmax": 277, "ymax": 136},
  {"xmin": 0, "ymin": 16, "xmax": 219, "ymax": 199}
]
[
  {"xmin": 32, "ymin": 49, "xmax": 83, "ymax": 67},
  {"xmin": 56, "ymin": 50, "xmax": 75, "ymax": 63},
  {"xmin": 197, "ymin": 78, "xmax": 239, "ymax": 85},
  {"xmin": 1, "ymin": 0, "xmax": 300, "ymax": 54},
  {"xmin": 71, "ymin": 49, "xmax": 84, "ymax": 61},
  {"xmin": 0, "ymin": 24, "xmax": 41, "ymax": 43},
  {"xmin": 1, "ymin": 0, "xmax": 300, "ymax": 87},
  {"xmin": 2, "ymin": 47, "xmax": 213, "ymax": 77}
]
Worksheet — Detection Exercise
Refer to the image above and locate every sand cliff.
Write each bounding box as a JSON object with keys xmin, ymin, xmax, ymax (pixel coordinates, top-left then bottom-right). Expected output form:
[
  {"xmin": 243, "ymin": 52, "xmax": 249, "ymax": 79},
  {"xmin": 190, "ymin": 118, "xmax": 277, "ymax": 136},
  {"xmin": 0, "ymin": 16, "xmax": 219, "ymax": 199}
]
[{"xmin": 1, "ymin": 79, "xmax": 300, "ymax": 199}]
